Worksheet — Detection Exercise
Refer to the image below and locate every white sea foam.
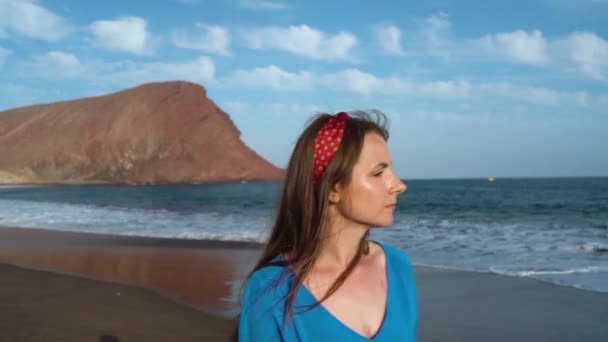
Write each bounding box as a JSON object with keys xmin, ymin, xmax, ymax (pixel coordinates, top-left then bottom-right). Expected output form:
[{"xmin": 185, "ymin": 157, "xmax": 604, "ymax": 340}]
[
  {"xmin": 2, "ymin": 196, "xmax": 607, "ymax": 292},
  {"xmin": 580, "ymin": 242, "xmax": 608, "ymax": 252},
  {"xmin": 490, "ymin": 265, "xmax": 608, "ymax": 277},
  {"xmin": 373, "ymin": 217, "xmax": 608, "ymax": 292},
  {"xmin": 0, "ymin": 199, "xmax": 270, "ymax": 243}
]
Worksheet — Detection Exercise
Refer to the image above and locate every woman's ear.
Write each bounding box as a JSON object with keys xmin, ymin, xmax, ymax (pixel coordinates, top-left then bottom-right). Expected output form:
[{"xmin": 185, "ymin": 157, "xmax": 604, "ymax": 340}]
[{"xmin": 328, "ymin": 182, "xmax": 342, "ymax": 204}]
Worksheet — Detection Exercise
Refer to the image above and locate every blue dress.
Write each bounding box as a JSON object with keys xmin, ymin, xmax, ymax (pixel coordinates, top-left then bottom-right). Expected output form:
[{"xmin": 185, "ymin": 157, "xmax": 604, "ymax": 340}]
[{"xmin": 238, "ymin": 241, "xmax": 418, "ymax": 341}]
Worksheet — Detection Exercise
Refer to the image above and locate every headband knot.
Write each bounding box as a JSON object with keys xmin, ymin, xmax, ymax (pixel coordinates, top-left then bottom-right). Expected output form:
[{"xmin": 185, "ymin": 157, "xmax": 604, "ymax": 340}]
[{"xmin": 313, "ymin": 112, "xmax": 350, "ymax": 182}]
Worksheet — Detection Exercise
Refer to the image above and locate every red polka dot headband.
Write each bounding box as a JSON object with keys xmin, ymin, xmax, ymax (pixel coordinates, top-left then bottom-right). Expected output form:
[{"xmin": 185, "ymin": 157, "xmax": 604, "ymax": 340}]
[{"xmin": 313, "ymin": 112, "xmax": 350, "ymax": 182}]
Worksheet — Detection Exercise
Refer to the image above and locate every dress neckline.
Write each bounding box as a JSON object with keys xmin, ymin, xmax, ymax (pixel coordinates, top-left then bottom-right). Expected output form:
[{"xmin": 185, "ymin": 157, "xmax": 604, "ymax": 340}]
[{"xmin": 288, "ymin": 240, "xmax": 391, "ymax": 340}]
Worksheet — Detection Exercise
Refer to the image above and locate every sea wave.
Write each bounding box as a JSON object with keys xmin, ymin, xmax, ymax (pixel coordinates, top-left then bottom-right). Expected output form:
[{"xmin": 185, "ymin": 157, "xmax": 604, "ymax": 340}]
[{"xmin": 490, "ymin": 265, "xmax": 608, "ymax": 277}]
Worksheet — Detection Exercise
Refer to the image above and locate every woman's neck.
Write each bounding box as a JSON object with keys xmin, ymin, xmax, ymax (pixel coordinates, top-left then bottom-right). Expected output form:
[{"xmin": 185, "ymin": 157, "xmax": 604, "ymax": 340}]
[{"xmin": 316, "ymin": 218, "xmax": 369, "ymax": 269}]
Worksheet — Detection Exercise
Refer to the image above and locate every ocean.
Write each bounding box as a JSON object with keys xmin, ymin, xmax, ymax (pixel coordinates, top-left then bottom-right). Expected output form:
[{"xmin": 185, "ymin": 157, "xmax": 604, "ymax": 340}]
[{"xmin": 1, "ymin": 177, "xmax": 607, "ymax": 293}]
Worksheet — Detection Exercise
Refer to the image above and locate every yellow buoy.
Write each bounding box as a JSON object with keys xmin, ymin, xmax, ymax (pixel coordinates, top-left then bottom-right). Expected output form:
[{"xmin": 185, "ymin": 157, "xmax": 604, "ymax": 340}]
[{"xmin": 488, "ymin": 177, "xmax": 495, "ymax": 182}]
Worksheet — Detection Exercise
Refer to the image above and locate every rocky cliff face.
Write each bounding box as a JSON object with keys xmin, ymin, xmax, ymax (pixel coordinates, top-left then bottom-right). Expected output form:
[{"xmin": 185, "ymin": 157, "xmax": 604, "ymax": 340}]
[{"xmin": 0, "ymin": 81, "xmax": 284, "ymax": 184}]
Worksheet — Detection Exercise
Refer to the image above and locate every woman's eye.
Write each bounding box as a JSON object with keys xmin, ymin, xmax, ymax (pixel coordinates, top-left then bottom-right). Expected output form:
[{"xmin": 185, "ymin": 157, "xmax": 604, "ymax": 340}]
[{"xmin": 374, "ymin": 171, "xmax": 383, "ymax": 177}]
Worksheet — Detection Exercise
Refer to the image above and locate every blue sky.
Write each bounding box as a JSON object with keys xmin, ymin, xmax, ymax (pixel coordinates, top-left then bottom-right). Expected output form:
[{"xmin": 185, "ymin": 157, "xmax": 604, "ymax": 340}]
[{"xmin": 0, "ymin": 0, "xmax": 607, "ymax": 179}]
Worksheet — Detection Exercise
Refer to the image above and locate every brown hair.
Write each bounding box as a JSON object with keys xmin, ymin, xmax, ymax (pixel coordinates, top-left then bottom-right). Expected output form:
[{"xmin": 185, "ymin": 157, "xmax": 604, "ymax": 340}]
[{"xmin": 230, "ymin": 110, "xmax": 389, "ymax": 340}]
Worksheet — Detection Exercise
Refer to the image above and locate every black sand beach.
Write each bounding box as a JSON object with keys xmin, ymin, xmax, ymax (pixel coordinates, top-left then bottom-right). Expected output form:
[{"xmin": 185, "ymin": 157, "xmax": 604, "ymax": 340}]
[{"xmin": 1, "ymin": 226, "xmax": 606, "ymax": 341}]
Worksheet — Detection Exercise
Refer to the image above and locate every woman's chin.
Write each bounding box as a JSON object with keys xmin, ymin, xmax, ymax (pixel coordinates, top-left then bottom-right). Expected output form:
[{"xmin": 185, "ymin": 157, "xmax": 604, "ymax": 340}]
[{"xmin": 370, "ymin": 219, "xmax": 394, "ymax": 228}]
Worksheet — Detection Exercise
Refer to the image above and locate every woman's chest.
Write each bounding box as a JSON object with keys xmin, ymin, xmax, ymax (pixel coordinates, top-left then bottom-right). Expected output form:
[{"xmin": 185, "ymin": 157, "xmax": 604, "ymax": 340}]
[{"xmin": 305, "ymin": 266, "xmax": 388, "ymax": 338}]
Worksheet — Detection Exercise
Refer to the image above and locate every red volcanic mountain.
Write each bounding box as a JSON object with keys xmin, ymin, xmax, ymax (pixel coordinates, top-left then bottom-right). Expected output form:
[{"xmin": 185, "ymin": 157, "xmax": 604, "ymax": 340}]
[{"xmin": 0, "ymin": 81, "xmax": 284, "ymax": 185}]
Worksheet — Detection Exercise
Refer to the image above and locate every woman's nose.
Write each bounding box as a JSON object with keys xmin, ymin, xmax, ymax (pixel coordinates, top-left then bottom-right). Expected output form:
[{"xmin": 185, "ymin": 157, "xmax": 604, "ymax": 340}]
[
  {"xmin": 399, "ymin": 179, "xmax": 407, "ymax": 193},
  {"xmin": 392, "ymin": 176, "xmax": 407, "ymax": 194}
]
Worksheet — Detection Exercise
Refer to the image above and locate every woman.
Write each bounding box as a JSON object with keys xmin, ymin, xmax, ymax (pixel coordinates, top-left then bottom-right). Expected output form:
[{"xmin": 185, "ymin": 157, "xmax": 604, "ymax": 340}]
[{"xmin": 234, "ymin": 110, "xmax": 418, "ymax": 341}]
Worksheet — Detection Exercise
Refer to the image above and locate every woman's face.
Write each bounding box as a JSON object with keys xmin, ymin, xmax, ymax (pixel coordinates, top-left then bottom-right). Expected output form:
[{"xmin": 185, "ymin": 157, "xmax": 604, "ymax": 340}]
[{"xmin": 333, "ymin": 132, "xmax": 407, "ymax": 228}]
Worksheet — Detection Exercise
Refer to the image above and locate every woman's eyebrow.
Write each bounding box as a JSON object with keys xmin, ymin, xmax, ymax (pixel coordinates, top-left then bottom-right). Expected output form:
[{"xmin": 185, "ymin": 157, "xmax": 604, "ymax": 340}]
[{"xmin": 373, "ymin": 161, "xmax": 391, "ymax": 169}]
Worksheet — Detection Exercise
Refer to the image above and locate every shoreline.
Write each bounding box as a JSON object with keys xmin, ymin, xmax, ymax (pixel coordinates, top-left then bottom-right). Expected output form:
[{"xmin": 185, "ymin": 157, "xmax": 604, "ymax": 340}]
[
  {"xmin": 0, "ymin": 225, "xmax": 263, "ymax": 319},
  {"xmin": 1, "ymin": 225, "xmax": 607, "ymax": 341},
  {"xmin": 2, "ymin": 224, "xmax": 604, "ymax": 295}
]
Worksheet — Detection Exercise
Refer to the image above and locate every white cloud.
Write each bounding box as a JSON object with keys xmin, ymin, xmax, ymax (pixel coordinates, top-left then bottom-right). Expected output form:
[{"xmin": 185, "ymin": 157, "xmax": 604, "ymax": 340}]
[
  {"xmin": 242, "ymin": 25, "xmax": 357, "ymax": 61},
  {"xmin": 423, "ymin": 12, "xmax": 451, "ymax": 47},
  {"xmin": 239, "ymin": 0, "xmax": 288, "ymax": 10},
  {"xmin": 319, "ymin": 68, "xmax": 471, "ymax": 99},
  {"xmin": 399, "ymin": 12, "xmax": 453, "ymax": 60},
  {"xmin": 376, "ymin": 24, "xmax": 406, "ymax": 56},
  {"xmin": 419, "ymin": 80, "xmax": 471, "ymax": 99},
  {"xmin": 421, "ymin": 12, "xmax": 452, "ymax": 60},
  {"xmin": 480, "ymin": 82, "xmax": 559, "ymax": 105},
  {"xmin": 479, "ymin": 82, "xmax": 588, "ymax": 107},
  {"xmin": 41, "ymin": 51, "xmax": 81, "ymax": 68},
  {"xmin": 230, "ymin": 65, "xmax": 312, "ymax": 90},
  {"xmin": 553, "ymin": 32, "xmax": 608, "ymax": 80},
  {"xmin": 23, "ymin": 51, "xmax": 85, "ymax": 79},
  {"xmin": 20, "ymin": 52, "xmax": 215, "ymax": 86},
  {"xmin": 14, "ymin": 51, "xmax": 597, "ymax": 113},
  {"xmin": 475, "ymin": 29, "xmax": 548, "ymax": 65},
  {"xmin": 96, "ymin": 56, "xmax": 215, "ymax": 85},
  {"xmin": 173, "ymin": 23, "xmax": 230, "ymax": 55},
  {"xmin": 320, "ymin": 69, "xmax": 411, "ymax": 95},
  {"xmin": 465, "ymin": 28, "xmax": 607, "ymax": 80},
  {"xmin": 227, "ymin": 64, "xmax": 590, "ymax": 108},
  {"xmin": 220, "ymin": 101, "xmax": 321, "ymax": 119},
  {"xmin": 90, "ymin": 16, "xmax": 152, "ymax": 55},
  {"xmin": 0, "ymin": 0, "xmax": 71, "ymax": 41},
  {"xmin": 400, "ymin": 13, "xmax": 607, "ymax": 81},
  {"xmin": 267, "ymin": 103, "xmax": 322, "ymax": 117}
]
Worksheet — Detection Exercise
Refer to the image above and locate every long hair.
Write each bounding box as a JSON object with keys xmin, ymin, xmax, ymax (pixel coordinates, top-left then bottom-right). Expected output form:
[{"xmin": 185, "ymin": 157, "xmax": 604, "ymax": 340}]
[{"xmin": 230, "ymin": 110, "xmax": 389, "ymax": 340}]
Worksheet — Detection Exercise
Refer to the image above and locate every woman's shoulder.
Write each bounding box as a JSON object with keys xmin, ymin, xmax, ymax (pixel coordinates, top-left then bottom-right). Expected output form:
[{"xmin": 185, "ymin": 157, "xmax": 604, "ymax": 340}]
[
  {"xmin": 373, "ymin": 241, "xmax": 417, "ymax": 303},
  {"xmin": 372, "ymin": 240, "xmax": 414, "ymax": 270},
  {"xmin": 244, "ymin": 259, "xmax": 292, "ymax": 299},
  {"xmin": 238, "ymin": 260, "xmax": 294, "ymax": 340},
  {"xmin": 249, "ymin": 262, "xmax": 287, "ymax": 283}
]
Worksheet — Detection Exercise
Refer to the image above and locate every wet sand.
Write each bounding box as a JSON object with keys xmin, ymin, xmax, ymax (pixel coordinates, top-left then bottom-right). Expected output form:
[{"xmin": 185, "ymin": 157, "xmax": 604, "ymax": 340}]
[
  {"xmin": 415, "ymin": 266, "xmax": 608, "ymax": 341},
  {"xmin": 0, "ymin": 226, "xmax": 258, "ymax": 342},
  {"xmin": 0, "ymin": 263, "xmax": 234, "ymax": 342},
  {"xmin": 1, "ymin": 226, "xmax": 607, "ymax": 341},
  {"xmin": 0, "ymin": 226, "xmax": 261, "ymax": 318}
]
